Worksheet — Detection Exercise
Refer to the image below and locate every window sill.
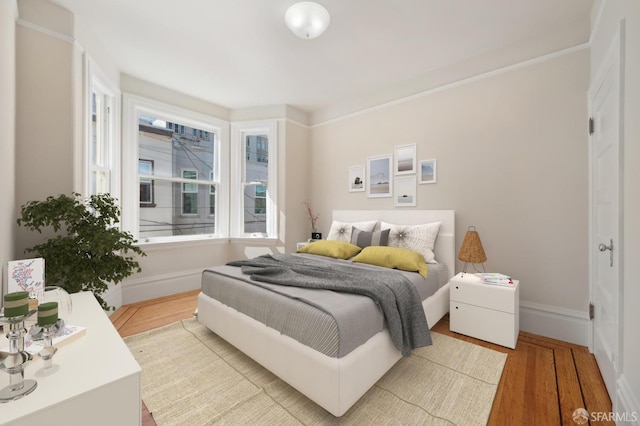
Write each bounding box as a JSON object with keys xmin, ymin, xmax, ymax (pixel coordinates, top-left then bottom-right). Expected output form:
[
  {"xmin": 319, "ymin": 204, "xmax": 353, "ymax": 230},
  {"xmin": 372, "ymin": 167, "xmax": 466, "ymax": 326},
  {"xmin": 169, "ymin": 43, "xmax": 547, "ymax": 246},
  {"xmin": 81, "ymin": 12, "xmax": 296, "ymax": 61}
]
[
  {"xmin": 229, "ymin": 237, "xmax": 279, "ymax": 245},
  {"xmin": 137, "ymin": 234, "xmax": 228, "ymax": 251}
]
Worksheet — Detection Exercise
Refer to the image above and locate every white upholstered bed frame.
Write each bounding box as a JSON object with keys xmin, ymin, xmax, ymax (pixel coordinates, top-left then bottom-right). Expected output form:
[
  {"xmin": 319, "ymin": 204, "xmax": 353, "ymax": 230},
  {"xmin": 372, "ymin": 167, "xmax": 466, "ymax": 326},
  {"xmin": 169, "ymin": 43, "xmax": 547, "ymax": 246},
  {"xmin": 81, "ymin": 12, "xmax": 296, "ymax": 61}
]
[{"xmin": 197, "ymin": 210, "xmax": 455, "ymax": 417}]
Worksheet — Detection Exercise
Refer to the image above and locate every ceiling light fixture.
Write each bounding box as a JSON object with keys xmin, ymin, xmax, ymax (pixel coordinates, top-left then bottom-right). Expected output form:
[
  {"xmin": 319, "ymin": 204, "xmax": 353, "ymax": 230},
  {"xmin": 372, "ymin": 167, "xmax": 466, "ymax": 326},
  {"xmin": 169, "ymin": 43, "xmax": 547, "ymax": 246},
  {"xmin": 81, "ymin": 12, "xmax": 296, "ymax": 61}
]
[{"xmin": 285, "ymin": 2, "xmax": 330, "ymax": 40}]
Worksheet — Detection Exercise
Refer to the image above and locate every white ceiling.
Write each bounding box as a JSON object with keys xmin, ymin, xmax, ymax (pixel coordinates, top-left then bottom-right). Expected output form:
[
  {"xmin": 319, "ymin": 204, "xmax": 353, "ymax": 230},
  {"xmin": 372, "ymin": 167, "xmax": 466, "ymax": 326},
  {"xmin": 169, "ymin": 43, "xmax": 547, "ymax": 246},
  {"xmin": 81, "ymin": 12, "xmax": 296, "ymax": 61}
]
[{"xmin": 49, "ymin": 0, "xmax": 594, "ymax": 114}]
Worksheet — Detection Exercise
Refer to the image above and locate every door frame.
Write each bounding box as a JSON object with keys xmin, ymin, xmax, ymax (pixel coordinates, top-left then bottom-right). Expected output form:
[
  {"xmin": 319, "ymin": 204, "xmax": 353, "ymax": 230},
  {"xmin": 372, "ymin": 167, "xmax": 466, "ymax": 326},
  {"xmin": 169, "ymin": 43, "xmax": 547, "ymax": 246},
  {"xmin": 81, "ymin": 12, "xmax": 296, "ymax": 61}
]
[{"xmin": 588, "ymin": 19, "xmax": 625, "ymax": 399}]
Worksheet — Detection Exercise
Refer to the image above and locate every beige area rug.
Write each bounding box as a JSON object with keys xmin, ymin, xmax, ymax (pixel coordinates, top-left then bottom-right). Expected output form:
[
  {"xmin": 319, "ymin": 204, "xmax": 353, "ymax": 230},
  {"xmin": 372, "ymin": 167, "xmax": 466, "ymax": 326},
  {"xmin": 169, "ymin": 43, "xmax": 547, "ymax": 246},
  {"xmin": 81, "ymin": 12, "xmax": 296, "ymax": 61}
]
[{"xmin": 124, "ymin": 318, "xmax": 507, "ymax": 425}]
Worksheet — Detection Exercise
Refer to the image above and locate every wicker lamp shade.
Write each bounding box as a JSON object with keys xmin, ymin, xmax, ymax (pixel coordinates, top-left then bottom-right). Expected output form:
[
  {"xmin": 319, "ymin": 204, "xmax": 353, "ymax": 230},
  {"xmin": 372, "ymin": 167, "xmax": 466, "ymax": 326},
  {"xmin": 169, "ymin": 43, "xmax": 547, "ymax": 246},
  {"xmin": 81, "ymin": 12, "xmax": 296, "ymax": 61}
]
[{"xmin": 458, "ymin": 226, "xmax": 487, "ymax": 273}]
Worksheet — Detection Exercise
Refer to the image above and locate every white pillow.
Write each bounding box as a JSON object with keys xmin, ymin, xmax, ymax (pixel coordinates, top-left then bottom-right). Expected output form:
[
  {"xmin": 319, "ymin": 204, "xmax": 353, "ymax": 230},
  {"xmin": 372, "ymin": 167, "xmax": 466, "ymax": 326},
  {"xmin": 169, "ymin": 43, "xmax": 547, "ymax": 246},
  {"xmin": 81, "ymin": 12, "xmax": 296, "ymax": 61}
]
[
  {"xmin": 380, "ymin": 221, "xmax": 441, "ymax": 263},
  {"xmin": 326, "ymin": 220, "xmax": 377, "ymax": 243}
]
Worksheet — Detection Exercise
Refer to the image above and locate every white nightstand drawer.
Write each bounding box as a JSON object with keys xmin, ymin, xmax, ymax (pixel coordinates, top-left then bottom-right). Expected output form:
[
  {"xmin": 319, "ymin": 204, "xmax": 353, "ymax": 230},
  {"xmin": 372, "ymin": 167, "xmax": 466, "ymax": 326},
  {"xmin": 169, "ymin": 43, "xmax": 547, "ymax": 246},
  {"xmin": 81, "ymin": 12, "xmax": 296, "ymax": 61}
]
[
  {"xmin": 450, "ymin": 274, "xmax": 517, "ymax": 314},
  {"xmin": 448, "ymin": 272, "xmax": 520, "ymax": 349},
  {"xmin": 450, "ymin": 301, "xmax": 518, "ymax": 349}
]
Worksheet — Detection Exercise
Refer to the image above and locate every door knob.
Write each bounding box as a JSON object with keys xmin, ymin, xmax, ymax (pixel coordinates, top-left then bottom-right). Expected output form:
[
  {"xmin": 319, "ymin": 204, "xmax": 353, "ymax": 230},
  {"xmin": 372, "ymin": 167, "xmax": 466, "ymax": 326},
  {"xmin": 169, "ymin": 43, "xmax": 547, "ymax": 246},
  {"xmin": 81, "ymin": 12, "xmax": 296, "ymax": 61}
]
[
  {"xmin": 599, "ymin": 242, "xmax": 612, "ymax": 251},
  {"xmin": 598, "ymin": 239, "xmax": 614, "ymax": 267}
]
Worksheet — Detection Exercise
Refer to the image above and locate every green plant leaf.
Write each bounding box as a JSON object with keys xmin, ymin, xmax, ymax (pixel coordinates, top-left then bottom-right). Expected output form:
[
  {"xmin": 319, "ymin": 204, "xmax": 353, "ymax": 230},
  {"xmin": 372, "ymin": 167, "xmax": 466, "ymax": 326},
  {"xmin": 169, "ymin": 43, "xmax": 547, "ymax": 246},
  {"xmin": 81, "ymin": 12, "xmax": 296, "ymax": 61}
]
[{"xmin": 18, "ymin": 193, "xmax": 146, "ymax": 311}]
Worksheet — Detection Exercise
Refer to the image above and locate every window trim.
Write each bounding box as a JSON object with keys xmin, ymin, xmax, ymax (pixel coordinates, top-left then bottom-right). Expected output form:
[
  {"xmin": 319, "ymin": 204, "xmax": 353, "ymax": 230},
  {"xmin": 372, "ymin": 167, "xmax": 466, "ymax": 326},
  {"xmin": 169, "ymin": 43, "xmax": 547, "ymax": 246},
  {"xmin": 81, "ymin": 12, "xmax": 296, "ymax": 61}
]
[
  {"xmin": 122, "ymin": 94, "xmax": 229, "ymax": 242},
  {"xmin": 230, "ymin": 120, "xmax": 278, "ymax": 238}
]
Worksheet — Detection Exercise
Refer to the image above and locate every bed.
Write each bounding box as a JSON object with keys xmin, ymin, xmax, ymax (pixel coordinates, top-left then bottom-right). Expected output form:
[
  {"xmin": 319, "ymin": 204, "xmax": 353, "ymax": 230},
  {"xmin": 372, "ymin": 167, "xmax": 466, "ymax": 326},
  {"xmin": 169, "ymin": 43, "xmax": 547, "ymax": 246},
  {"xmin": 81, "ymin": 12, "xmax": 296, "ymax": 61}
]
[{"xmin": 197, "ymin": 210, "xmax": 455, "ymax": 417}]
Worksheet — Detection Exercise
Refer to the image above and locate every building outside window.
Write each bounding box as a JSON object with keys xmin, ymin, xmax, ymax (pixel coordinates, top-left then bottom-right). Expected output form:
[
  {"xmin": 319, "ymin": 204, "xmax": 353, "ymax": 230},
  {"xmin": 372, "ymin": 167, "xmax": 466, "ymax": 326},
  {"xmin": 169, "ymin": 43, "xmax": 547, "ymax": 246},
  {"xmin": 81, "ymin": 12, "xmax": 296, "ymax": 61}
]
[
  {"xmin": 231, "ymin": 121, "xmax": 277, "ymax": 238},
  {"xmin": 209, "ymin": 171, "xmax": 216, "ymax": 216},
  {"xmin": 123, "ymin": 95, "xmax": 278, "ymax": 243},
  {"xmin": 181, "ymin": 169, "xmax": 198, "ymax": 215},
  {"xmin": 139, "ymin": 159, "xmax": 154, "ymax": 206},
  {"xmin": 254, "ymin": 184, "xmax": 266, "ymax": 214},
  {"xmin": 134, "ymin": 115, "xmax": 218, "ymax": 238}
]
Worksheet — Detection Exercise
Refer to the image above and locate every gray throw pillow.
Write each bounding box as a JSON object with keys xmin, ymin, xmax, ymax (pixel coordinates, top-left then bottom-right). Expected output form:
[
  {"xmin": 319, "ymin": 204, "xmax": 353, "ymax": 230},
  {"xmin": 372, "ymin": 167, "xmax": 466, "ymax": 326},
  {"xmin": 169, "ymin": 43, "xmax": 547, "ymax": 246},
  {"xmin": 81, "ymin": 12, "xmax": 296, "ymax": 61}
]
[{"xmin": 350, "ymin": 227, "xmax": 390, "ymax": 248}]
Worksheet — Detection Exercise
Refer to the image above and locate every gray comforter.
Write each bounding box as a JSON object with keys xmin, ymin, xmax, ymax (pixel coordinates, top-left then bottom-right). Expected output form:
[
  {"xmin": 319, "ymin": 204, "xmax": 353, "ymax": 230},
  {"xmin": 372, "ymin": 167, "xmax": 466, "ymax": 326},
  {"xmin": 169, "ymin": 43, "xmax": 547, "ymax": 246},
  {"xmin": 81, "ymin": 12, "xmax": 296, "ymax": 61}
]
[{"xmin": 227, "ymin": 253, "xmax": 432, "ymax": 356}]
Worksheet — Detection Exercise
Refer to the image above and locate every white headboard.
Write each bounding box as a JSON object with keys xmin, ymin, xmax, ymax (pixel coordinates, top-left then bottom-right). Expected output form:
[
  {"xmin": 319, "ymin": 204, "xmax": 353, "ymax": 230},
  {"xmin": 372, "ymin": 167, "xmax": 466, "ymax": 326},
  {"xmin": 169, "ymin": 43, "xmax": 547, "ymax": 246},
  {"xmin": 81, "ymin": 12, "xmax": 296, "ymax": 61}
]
[{"xmin": 332, "ymin": 210, "xmax": 455, "ymax": 279}]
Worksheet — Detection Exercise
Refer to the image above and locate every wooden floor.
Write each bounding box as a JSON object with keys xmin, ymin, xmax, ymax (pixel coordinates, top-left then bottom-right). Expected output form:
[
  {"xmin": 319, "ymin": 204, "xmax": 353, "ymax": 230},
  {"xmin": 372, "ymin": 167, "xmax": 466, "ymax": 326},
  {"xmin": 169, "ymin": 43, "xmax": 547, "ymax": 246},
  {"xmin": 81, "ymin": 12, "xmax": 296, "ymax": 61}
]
[{"xmin": 111, "ymin": 290, "xmax": 613, "ymax": 426}]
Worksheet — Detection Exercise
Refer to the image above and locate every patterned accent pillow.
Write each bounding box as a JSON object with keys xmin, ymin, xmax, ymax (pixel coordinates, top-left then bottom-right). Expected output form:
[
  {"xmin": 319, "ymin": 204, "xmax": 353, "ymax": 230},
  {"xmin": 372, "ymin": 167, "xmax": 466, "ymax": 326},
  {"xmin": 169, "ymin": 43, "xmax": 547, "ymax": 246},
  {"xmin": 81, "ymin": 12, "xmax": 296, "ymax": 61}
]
[
  {"xmin": 350, "ymin": 227, "xmax": 390, "ymax": 248},
  {"xmin": 380, "ymin": 221, "xmax": 441, "ymax": 263},
  {"xmin": 326, "ymin": 220, "xmax": 377, "ymax": 243}
]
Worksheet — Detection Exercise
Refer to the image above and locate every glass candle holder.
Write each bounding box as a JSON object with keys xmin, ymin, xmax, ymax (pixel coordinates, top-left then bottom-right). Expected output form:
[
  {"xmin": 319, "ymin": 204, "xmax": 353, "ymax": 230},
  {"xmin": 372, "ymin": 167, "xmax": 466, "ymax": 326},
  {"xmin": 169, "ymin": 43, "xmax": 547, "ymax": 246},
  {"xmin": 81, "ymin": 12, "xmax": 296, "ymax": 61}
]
[{"xmin": 38, "ymin": 286, "xmax": 72, "ymax": 320}]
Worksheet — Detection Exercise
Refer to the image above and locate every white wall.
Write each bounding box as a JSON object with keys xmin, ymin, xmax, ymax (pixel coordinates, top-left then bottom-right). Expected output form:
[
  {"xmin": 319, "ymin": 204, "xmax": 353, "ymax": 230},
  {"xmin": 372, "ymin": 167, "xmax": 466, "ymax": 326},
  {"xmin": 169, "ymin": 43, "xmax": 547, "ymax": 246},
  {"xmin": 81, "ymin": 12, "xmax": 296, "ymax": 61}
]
[
  {"xmin": 0, "ymin": 0, "xmax": 18, "ymax": 299},
  {"xmin": 310, "ymin": 48, "xmax": 590, "ymax": 344},
  {"xmin": 9, "ymin": 0, "xmax": 610, "ymax": 354},
  {"xmin": 590, "ymin": 0, "xmax": 640, "ymax": 419},
  {"xmin": 15, "ymin": 0, "xmax": 77, "ymax": 258}
]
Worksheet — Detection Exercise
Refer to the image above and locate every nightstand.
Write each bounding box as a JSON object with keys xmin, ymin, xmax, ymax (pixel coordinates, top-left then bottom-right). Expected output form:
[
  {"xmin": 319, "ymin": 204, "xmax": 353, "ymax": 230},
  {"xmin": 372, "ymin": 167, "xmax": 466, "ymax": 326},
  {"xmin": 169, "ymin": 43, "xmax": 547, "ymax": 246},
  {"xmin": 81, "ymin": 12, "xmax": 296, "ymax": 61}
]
[
  {"xmin": 449, "ymin": 272, "xmax": 519, "ymax": 349},
  {"xmin": 296, "ymin": 241, "xmax": 309, "ymax": 250}
]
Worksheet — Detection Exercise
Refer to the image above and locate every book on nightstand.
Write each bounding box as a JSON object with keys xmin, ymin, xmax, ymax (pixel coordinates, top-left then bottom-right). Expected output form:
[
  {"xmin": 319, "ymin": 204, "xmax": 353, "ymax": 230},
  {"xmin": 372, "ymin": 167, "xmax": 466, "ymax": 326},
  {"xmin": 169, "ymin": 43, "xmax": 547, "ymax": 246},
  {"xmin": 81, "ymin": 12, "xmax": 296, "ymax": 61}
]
[{"xmin": 474, "ymin": 273, "xmax": 514, "ymax": 287}]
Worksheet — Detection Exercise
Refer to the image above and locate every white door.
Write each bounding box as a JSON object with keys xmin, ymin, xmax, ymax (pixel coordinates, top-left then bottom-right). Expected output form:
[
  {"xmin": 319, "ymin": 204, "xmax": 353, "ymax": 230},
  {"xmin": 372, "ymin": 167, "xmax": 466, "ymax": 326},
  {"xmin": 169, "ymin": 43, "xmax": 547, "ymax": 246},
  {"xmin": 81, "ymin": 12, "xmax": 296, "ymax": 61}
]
[{"xmin": 589, "ymin": 27, "xmax": 623, "ymax": 401}]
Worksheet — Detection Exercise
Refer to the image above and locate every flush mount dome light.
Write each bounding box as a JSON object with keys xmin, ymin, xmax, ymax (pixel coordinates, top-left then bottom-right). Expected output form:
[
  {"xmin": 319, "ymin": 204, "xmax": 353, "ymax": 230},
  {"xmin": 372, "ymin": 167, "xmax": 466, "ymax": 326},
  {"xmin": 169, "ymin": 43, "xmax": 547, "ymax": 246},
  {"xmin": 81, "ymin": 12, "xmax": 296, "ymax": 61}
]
[{"xmin": 285, "ymin": 2, "xmax": 330, "ymax": 39}]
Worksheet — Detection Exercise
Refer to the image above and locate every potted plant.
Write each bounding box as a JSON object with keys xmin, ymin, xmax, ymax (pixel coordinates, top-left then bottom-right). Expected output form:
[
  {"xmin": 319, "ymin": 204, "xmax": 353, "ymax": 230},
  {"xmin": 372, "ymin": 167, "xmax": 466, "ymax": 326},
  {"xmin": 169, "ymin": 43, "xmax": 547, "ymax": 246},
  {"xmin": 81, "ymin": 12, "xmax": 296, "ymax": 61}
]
[{"xmin": 17, "ymin": 193, "xmax": 146, "ymax": 311}]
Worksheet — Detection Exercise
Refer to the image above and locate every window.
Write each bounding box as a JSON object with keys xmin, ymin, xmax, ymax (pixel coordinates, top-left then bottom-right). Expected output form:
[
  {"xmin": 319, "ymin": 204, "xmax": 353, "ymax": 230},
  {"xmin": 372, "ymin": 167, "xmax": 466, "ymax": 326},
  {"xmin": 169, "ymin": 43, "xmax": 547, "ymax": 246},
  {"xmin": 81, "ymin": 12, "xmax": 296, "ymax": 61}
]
[
  {"xmin": 123, "ymin": 95, "xmax": 229, "ymax": 242},
  {"xmin": 86, "ymin": 60, "xmax": 119, "ymax": 200},
  {"xmin": 231, "ymin": 120, "xmax": 277, "ymax": 238},
  {"xmin": 254, "ymin": 185, "xmax": 266, "ymax": 214},
  {"xmin": 181, "ymin": 169, "xmax": 198, "ymax": 215},
  {"xmin": 123, "ymin": 97, "xmax": 277, "ymax": 243},
  {"xmin": 139, "ymin": 160, "xmax": 154, "ymax": 206}
]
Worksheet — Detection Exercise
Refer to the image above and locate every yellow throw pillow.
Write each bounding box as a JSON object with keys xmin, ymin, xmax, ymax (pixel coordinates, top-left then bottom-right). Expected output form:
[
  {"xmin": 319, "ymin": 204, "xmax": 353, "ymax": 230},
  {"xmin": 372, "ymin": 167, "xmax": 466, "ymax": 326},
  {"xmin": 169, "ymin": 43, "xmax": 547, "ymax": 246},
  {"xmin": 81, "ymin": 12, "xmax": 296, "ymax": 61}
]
[
  {"xmin": 297, "ymin": 240, "xmax": 362, "ymax": 260},
  {"xmin": 352, "ymin": 246, "xmax": 428, "ymax": 278}
]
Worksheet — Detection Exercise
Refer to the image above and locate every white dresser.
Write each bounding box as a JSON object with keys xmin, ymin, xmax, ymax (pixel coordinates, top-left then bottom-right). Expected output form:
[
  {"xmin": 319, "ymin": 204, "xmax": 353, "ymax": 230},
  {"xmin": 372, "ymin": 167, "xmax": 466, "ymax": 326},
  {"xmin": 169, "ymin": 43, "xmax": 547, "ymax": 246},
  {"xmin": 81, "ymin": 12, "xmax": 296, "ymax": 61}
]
[
  {"xmin": 0, "ymin": 292, "xmax": 141, "ymax": 426},
  {"xmin": 449, "ymin": 272, "xmax": 520, "ymax": 349}
]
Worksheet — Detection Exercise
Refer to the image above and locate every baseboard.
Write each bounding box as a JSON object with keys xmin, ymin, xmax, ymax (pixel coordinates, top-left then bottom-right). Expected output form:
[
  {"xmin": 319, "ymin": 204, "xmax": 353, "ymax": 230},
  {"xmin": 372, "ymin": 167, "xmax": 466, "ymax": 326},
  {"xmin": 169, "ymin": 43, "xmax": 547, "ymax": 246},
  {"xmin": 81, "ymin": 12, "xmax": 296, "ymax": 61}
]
[
  {"xmin": 519, "ymin": 300, "xmax": 590, "ymax": 346},
  {"xmin": 102, "ymin": 285, "xmax": 123, "ymax": 315},
  {"xmin": 121, "ymin": 268, "xmax": 203, "ymax": 305},
  {"xmin": 617, "ymin": 375, "xmax": 640, "ymax": 425}
]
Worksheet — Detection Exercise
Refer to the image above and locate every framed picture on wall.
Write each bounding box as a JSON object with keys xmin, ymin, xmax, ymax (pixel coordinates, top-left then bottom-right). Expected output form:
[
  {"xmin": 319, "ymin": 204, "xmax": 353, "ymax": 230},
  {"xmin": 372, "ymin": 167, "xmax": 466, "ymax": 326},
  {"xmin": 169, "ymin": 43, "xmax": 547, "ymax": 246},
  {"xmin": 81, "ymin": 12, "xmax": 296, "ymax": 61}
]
[
  {"xmin": 394, "ymin": 175, "xmax": 417, "ymax": 207},
  {"xmin": 367, "ymin": 155, "xmax": 392, "ymax": 198},
  {"xmin": 348, "ymin": 165, "xmax": 365, "ymax": 192},
  {"xmin": 394, "ymin": 144, "xmax": 416, "ymax": 175},
  {"xmin": 419, "ymin": 159, "xmax": 437, "ymax": 184}
]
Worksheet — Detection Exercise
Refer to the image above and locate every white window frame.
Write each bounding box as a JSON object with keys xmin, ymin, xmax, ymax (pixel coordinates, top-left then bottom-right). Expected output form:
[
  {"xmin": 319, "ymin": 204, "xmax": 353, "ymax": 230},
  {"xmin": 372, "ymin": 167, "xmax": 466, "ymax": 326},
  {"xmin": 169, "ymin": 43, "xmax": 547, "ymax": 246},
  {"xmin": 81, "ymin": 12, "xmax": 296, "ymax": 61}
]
[
  {"xmin": 209, "ymin": 171, "xmax": 216, "ymax": 217},
  {"xmin": 82, "ymin": 55, "xmax": 120, "ymax": 201},
  {"xmin": 122, "ymin": 94, "xmax": 229, "ymax": 243},
  {"xmin": 230, "ymin": 120, "xmax": 278, "ymax": 239}
]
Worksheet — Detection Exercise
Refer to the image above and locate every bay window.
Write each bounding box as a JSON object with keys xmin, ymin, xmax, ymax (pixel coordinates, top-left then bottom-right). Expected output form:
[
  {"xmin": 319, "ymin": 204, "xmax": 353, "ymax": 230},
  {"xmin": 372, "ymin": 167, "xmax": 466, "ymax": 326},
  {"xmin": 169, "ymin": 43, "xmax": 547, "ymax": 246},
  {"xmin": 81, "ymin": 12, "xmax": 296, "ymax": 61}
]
[
  {"xmin": 122, "ymin": 95, "xmax": 277, "ymax": 243},
  {"xmin": 123, "ymin": 95, "xmax": 228, "ymax": 242},
  {"xmin": 86, "ymin": 59, "xmax": 119, "ymax": 199},
  {"xmin": 231, "ymin": 121, "xmax": 277, "ymax": 238}
]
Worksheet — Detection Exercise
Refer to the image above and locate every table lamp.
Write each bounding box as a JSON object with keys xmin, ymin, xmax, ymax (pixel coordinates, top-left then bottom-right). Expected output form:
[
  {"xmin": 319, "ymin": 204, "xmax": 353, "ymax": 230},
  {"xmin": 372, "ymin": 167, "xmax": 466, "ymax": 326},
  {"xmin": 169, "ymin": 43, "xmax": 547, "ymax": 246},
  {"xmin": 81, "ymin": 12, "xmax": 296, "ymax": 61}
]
[{"xmin": 458, "ymin": 225, "xmax": 487, "ymax": 273}]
